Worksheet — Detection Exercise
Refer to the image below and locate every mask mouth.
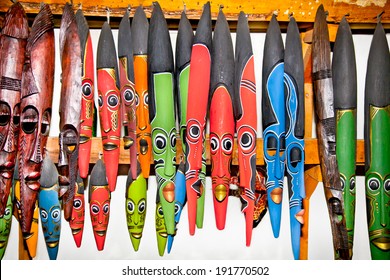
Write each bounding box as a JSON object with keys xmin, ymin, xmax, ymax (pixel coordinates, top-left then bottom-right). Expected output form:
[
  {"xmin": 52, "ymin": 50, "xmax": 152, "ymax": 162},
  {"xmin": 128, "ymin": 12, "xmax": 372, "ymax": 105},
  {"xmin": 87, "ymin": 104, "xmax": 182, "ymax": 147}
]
[
  {"xmin": 372, "ymin": 237, "xmax": 390, "ymax": 251},
  {"xmin": 130, "ymin": 232, "xmax": 142, "ymax": 239},
  {"xmin": 95, "ymin": 230, "xmax": 107, "ymax": 237},
  {"xmin": 139, "ymin": 139, "xmax": 148, "ymax": 155},
  {"xmin": 158, "ymin": 232, "xmax": 168, "ymax": 238},
  {"xmin": 79, "ymin": 135, "xmax": 91, "ymax": 144},
  {"xmin": 47, "ymin": 241, "xmax": 59, "ymax": 248},
  {"xmin": 103, "ymin": 143, "xmax": 118, "ymax": 151},
  {"xmin": 71, "ymin": 228, "xmax": 82, "ymax": 235}
]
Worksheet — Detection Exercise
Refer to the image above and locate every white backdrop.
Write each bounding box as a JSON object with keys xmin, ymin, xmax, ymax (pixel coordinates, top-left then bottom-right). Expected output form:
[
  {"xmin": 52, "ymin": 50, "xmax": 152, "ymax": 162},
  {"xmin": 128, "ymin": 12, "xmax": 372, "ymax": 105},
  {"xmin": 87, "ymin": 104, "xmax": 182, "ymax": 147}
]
[{"xmin": 2, "ymin": 26, "xmax": 389, "ymax": 260}]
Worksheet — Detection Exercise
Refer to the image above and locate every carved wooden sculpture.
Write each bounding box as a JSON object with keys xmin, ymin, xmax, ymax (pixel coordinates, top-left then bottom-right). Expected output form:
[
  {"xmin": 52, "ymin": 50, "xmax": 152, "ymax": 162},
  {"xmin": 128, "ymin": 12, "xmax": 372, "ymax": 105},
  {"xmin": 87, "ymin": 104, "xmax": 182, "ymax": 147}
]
[
  {"xmin": 97, "ymin": 20, "xmax": 121, "ymax": 192},
  {"xmin": 58, "ymin": 3, "xmax": 82, "ymax": 221},
  {"xmin": 262, "ymin": 14, "xmax": 285, "ymax": 238},
  {"xmin": 284, "ymin": 16, "xmax": 305, "ymax": 259},
  {"xmin": 12, "ymin": 163, "xmax": 39, "ymax": 259},
  {"xmin": 332, "ymin": 16, "xmax": 357, "ymax": 258},
  {"xmin": 168, "ymin": 10, "xmax": 192, "ymax": 253},
  {"xmin": 185, "ymin": 1, "xmax": 211, "ymax": 235},
  {"xmin": 119, "ymin": 9, "xmax": 137, "ymax": 180},
  {"xmin": 312, "ymin": 5, "xmax": 349, "ymax": 260},
  {"xmin": 0, "ymin": 2, "xmax": 28, "ymax": 216},
  {"xmin": 125, "ymin": 162, "xmax": 147, "ymax": 252},
  {"xmin": 148, "ymin": 2, "xmax": 176, "ymax": 240},
  {"xmin": 364, "ymin": 18, "xmax": 390, "ymax": 260},
  {"xmin": 70, "ymin": 172, "xmax": 85, "ymax": 247},
  {"xmin": 39, "ymin": 156, "xmax": 61, "ymax": 260},
  {"xmin": 89, "ymin": 158, "xmax": 111, "ymax": 251},
  {"xmin": 132, "ymin": 6, "xmax": 151, "ymax": 179},
  {"xmin": 234, "ymin": 11, "xmax": 257, "ymax": 245},
  {"xmin": 210, "ymin": 9, "xmax": 235, "ymax": 231},
  {"xmin": 76, "ymin": 8, "xmax": 95, "ymax": 179},
  {"xmin": 18, "ymin": 3, "xmax": 54, "ymax": 235},
  {"xmin": 253, "ymin": 169, "xmax": 267, "ymax": 228}
]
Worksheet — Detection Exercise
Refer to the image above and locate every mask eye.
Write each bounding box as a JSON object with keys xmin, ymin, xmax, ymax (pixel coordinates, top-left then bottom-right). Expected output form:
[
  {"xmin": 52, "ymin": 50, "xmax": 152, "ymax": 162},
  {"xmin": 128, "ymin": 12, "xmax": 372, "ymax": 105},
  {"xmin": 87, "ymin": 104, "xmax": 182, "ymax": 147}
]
[
  {"xmin": 240, "ymin": 131, "xmax": 254, "ymax": 153},
  {"xmin": 222, "ymin": 136, "xmax": 233, "ymax": 154},
  {"xmin": 349, "ymin": 177, "xmax": 355, "ymax": 191},
  {"xmin": 98, "ymin": 96, "xmax": 103, "ymax": 108},
  {"xmin": 144, "ymin": 93, "xmax": 149, "ymax": 105},
  {"xmin": 340, "ymin": 176, "xmax": 345, "ymax": 191},
  {"xmin": 103, "ymin": 203, "xmax": 110, "ymax": 214},
  {"xmin": 154, "ymin": 133, "xmax": 167, "ymax": 154},
  {"xmin": 170, "ymin": 131, "xmax": 176, "ymax": 149},
  {"xmin": 210, "ymin": 135, "xmax": 219, "ymax": 154},
  {"xmin": 82, "ymin": 81, "xmax": 92, "ymax": 97},
  {"xmin": 4, "ymin": 207, "xmax": 11, "ymax": 219},
  {"xmin": 21, "ymin": 107, "xmax": 38, "ymax": 134},
  {"xmin": 384, "ymin": 179, "xmax": 390, "ymax": 192},
  {"xmin": 368, "ymin": 177, "xmax": 380, "ymax": 191},
  {"xmin": 41, "ymin": 110, "xmax": 51, "ymax": 136},
  {"xmin": 187, "ymin": 120, "xmax": 201, "ymax": 144},
  {"xmin": 91, "ymin": 204, "xmax": 100, "ymax": 214},
  {"xmin": 138, "ymin": 200, "xmax": 146, "ymax": 214},
  {"xmin": 127, "ymin": 200, "xmax": 134, "ymax": 214},
  {"xmin": 51, "ymin": 209, "xmax": 61, "ymax": 222},
  {"xmin": 174, "ymin": 203, "xmax": 181, "ymax": 215},
  {"xmin": 73, "ymin": 198, "xmax": 82, "ymax": 209},
  {"xmin": 158, "ymin": 205, "xmax": 164, "ymax": 217},
  {"xmin": 107, "ymin": 94, "xmax": 119, "ymax": 108},
  {"xmin": 40, "ymin": 209, "xmax": 48, "ymax": 221},
  {"xmin": 124, "ymin": 89, "xmax": 135, "ymax": 103},
  {"xmin": 135, "ymin": 94, "xmax": 139, "ymax": 107},
  {"xmin": 0, "ymin": 103, "xmax": 11, "ymax": 126}
]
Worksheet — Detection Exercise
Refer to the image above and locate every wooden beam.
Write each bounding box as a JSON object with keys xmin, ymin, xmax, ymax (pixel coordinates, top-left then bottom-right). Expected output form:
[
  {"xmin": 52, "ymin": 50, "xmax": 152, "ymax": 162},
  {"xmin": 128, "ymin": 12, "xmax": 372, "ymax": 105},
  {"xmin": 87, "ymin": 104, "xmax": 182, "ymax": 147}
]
[
  {"xmin": 0, "ymin": 0, "xmax": 389, "ymax": 28},
  {"xmin": 45, "ymin": 136, "xmax": 365, "ymax": 166}
]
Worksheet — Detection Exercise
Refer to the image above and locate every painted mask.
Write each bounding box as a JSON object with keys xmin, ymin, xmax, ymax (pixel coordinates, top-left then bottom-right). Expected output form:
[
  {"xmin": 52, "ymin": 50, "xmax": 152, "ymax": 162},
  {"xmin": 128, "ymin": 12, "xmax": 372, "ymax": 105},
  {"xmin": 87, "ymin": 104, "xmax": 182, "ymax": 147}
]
[
  {"xmin": 0, "ymin": 2, "xmax": 28, "ymax": 216},
  {"xmin": 58, "ymin": 3, "xmax": 82, "ymax": 221},
  {"xmin": 234, "ymin": 12, "xmax": 257, "ymax": 246},
  {"xmin": 284, "ymin": 16, "xmax": 306, "ymax": 260},
  {"xmin": 89, "ymin": 159, "xmax": 110, "ymax": 251},
  {"xmin": 70, "ymin": 173, "xmax": 85, "ymax": 248},
  {"xmin": 167, "ymin": 161, "xmax": 187, "ymax": 253},
  {"xmin": 132, "ymin": 6, "xmax": 151, "ymax": 179},
  {"xmin": 118, "ymin": 10, "xmax": 137, "ymax": 180},
  {"xmin": 185, "ymin": 2, "xmax": 211, "ymax": 236},
  {"xmin": 148, "ymin": 2, "xmax": 176, "ymax": 236},
  {"xmin": 18, "ymin": 3, "xmax": 54, "ymax": 235},
  {"xmin": 76, "ymin": 9, "xmax": 95, "ymax": 179},
  {"xmin": 39, "ymin": 157, "xmax": 61, "ymax": 260},
  {"xmin": 125, "ymin": 163, "xmax": 147, "ymax": 252},
  {"xmin": 97, "ymin": 22, "xmax": 121, "ymax": 192},
  {"xmin": 262, "ymin": 15, "xmax": 285, "ymax": 238},
  {"xmin": 155, "ymin": 201, "xmax": 167, "ymax": 257}
]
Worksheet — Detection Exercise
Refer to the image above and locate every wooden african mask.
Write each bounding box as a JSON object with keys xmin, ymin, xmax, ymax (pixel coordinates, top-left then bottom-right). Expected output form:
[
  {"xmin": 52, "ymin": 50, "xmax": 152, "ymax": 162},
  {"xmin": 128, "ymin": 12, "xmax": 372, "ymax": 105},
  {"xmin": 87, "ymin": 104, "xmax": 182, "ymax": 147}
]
[
  {"xmin": 0, "ymin": 2, "xmax": 28, "ymax": 217},
  {"xmin": 18, "ymin": 3, "xmax": 54, "ymax": 235},
  {"xmin": 70, "ymin": 173, "xmax": 85, "ymax": 248}
]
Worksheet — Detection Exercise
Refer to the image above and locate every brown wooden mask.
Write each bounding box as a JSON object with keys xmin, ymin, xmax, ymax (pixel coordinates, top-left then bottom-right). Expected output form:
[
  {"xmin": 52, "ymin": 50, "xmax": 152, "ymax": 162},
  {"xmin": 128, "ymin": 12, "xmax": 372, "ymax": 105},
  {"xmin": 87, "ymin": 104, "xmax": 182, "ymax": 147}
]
[
  {"xmin": 0, "ymin": 2, "xmax": 28, "ymax": 216},
  {"xmin": 18, "ymin": 4, "xmax": 54, "ymax": 234}
]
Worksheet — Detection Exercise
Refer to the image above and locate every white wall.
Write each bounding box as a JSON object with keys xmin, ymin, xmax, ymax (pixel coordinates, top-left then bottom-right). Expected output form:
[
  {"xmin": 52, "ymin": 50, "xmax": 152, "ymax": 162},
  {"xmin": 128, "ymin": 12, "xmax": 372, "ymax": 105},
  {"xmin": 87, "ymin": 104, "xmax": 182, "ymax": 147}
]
[{"xmin": 2, "ymin": 27, "xmax": 389, "ymax": 260}]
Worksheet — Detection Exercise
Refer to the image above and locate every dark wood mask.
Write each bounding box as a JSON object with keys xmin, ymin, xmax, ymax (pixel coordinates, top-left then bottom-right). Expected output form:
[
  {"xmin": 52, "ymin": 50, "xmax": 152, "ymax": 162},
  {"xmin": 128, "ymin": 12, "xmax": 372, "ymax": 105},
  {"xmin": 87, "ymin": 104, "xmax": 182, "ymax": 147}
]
[
  {"xmin": 58, "ymin": 3, "xmax": 82, "ymax": 221},
  {"xmin": 0, "ymin": 2, "xmax": 28, "ymax": 217},
  {"xmin": 18, "ymin": 3, "xmax": 55, "ymax": 234}
]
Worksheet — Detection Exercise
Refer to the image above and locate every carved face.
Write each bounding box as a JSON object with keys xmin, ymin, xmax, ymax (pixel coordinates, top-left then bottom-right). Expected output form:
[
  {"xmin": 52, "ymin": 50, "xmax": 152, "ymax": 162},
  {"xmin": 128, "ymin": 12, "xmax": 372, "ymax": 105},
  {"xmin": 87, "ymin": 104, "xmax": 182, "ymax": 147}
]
[
  {"xmin": 97, "ymin": 68, "xmax": 120, "ymax": 191},
  {"xmin": 209, "ymin": 86, "xmax": 234, "ymax": 229},
  {"xmin": 155, "ymin": 202, "xmax": 167, "ymax": 256},
  {"xmin": 18, "ymin": 16, "xmax": 54, "ymax": 233},
  {"xmin": 90, "ymin": 184, "xmax": 110, "ymax": 251},
  {"xmin": 39, "ymin": 186, "xmax": 61, "ymax": 260},
  {"xmin": 134, "ymin": 56, "xmax": 152, "ymax": 178},
  {"xmin": 366, "ymin": 105, "xmax": 390, "ymax": 259},
  {"xmin": 126, "ymin": 173, "xmax": 147, "ymax": 251},
  {"xmin": 263, "ymin": 62, "xmax": 285, "ymax": 236},
  {"xmin": 0, "ymin": 193, "xmax": 13, "ymax": 259},
  {"xmin": 78, "ymin": 34, "xmax": 95, "ymax": 178},
  {"xmin": 151, "ymin": 72, "xmax": 176, "ymax": 234},
  {"xmin": 70, "ymin": 178, "xmax": 85, "ymax": 248}
]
